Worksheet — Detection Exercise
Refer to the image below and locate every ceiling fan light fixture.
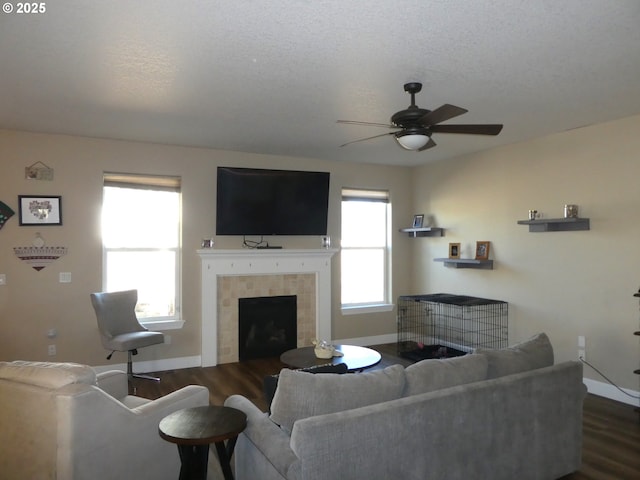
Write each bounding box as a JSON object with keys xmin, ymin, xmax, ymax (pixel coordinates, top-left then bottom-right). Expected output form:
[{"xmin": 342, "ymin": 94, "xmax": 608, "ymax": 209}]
[
  {"xmin": 395, "ymin": 131, "xmax": 430, "ymax": 150},
  {"xmin": 339, "ymin": 82, "xmax": 503, "ymax": 152}
]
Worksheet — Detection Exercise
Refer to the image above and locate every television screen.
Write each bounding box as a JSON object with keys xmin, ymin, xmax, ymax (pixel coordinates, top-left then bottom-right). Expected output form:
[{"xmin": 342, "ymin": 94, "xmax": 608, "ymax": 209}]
[{"xmin": 216, "ymin": 167, "xmax": 330, "ymax": 236}]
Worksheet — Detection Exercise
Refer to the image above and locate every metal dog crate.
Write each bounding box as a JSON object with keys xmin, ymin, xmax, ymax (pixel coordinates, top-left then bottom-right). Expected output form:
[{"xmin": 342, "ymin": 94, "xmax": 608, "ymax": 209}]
[{"xmin": 397, "ymin": 293, "xmax": 508, "ymax": 361}]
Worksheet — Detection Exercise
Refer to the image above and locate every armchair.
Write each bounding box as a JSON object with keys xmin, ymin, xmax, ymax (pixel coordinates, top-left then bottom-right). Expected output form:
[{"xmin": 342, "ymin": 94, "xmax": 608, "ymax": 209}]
[{"xmin": 0, "ymin": 361, "xmax": 209, "ymax": 480}]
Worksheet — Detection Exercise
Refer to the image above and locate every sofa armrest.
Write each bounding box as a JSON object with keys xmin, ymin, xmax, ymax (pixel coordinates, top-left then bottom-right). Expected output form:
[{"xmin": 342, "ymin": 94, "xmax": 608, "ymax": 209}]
[
  {"xmin": 225, "ymin": 394, "xmax": 300, "ymax": 478},
  {"xmin": 95, "ymin": 370, "xmax": 128, "ymax": 400},
  {"xmin": 132, "ymin": 385, "xmax": 210, "ymax": 415},
  {"xmin": 57, "ymin": 383, "xmax": 210, "ymax": 480}
]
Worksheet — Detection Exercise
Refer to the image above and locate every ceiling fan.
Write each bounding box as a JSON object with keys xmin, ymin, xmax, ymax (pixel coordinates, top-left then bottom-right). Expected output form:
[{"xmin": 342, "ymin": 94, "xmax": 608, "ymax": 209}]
[{"xmin": 338, "ymin": 82, "xmax": 503, "ymax": 151}]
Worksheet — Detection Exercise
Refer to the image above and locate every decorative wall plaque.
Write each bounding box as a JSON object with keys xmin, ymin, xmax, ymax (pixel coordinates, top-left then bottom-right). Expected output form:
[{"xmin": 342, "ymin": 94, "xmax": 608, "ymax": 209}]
[
  {"xmin": 25, "ymin": 161, "xmax": 54, "ymax": 181},
  {"xmin": 13, "ymin": 246, "xmax": 68, "ymax": 271},
  {"xmin": 13, "ymin": 233, "xmax": 67, "ymax": 271}
]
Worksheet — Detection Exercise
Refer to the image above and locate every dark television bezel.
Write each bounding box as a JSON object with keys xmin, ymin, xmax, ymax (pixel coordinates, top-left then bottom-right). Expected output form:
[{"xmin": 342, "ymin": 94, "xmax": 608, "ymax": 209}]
[{"xmin": 215, "ymin": 166, "xmax": 330, "ymax": 236}]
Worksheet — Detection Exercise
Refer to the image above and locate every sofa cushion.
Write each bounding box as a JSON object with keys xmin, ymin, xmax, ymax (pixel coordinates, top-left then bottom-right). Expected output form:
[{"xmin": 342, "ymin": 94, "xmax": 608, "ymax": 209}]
[
  {"xmin": 269, "ymin": 364, "xmax": 406, "ymax": 434},
  {"xmin": 475, "ymin": 332, "xmax": 554, "ymax": 379},
  {"xmin": 263, "ymin": 363, "xmax": 349, "ymax": 413},
  {"xmin": 0, "ymin": 361, "xmax": 97, "ymax": 389},
  {"xmin": 403, "ymin": 353, "xmax": 489, "ymax": 397}
]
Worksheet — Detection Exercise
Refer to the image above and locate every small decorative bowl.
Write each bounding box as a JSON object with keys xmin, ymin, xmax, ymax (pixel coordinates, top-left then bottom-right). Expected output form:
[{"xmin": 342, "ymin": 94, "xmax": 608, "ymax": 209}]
[{"xmin": 314, "ymin": 347, "xmax": 335, "ymax": 359}]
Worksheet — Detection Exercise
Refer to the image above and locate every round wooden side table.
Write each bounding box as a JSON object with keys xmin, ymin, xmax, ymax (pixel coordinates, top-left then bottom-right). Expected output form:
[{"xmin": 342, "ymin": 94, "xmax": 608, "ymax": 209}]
[{"xmin": 159, "ymin": 405, "xmax": 247, "ymax": 480}]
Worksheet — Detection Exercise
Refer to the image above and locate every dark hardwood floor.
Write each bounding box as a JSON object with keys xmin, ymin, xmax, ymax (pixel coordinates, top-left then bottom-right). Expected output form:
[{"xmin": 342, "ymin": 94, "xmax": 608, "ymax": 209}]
[{"xmin": 133, "ymin": 344, "xmax": 640, "ymax": 480}]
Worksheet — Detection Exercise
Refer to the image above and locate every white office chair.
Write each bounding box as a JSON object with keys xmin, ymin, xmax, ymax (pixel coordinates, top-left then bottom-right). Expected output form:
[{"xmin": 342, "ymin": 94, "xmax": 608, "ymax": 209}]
[{"xmin": 90, "ymin": 289, "xmax": 165, "ymax": 382}]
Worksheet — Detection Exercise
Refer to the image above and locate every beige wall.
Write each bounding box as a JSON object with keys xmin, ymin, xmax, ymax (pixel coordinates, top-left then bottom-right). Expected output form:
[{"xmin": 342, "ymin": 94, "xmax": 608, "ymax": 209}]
[
  {"xmin": 410, "ymin": 113, "xmax": 640, "ymax": 395},
  {"xmin": 0, "ymin": 129, "xmax": 413, "ymax": 368},
  {"xmin": 2, "ymin": 114, "xmax": 639, "ymax": 401}
]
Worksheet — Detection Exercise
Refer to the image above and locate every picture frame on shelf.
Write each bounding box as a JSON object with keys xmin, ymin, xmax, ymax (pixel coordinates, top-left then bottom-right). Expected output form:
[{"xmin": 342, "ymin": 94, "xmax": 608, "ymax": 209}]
[
  {"xmin": 412, "ymin": 214, "xmax": 424, "ymax": 229},
  {"xmin": 475, "ymin": 241, "xmax": 491, "ymax": 260},
  {"xmin": 448, "ymin": 243, "xmax": 460, "ymax": 259},
  {"xmin": 18, "ymin": 195, "xmax": 62, "ymax": 226}
]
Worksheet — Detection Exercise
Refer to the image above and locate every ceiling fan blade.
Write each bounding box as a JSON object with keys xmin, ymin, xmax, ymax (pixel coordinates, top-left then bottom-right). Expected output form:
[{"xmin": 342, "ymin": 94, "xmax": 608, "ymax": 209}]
[
  {"xmin": 430, "ymin": 124, "xmax": 504, "ymax": 135},
  {"xmin": 418, "ymin": 137, "xmax": 437, "ymax": 151},
  {"xmin": 337, "ymin": 120, "xmax": 395, "ymax": 128},
  {"xmin": 419, "ymin": 104, "xmax": 468, "ymax": 126},
  {"xmin": 339, "ymin": 131, "xmax": 396, "ymax": 147}
]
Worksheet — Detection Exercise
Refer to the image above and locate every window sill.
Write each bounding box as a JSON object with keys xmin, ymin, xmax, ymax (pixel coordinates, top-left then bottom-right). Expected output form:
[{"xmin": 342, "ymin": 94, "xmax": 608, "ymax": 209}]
[
  {"xmin": 341, "ymin": 304, "xmax": 394, "ymax": 315},
  {"xmin": 139, "ymin": 319, "xmax": 185, "ymax": 330}
]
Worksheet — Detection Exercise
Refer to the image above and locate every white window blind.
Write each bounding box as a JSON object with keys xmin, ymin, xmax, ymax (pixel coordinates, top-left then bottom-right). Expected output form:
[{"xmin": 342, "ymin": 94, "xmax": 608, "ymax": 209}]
[
  {"xmin": 101, "ymin": 173, "xmax": 182, "ymax": 322},
  {"xmin": 341, "ymin": 188, "xmax": 390, "ymax": 308}
]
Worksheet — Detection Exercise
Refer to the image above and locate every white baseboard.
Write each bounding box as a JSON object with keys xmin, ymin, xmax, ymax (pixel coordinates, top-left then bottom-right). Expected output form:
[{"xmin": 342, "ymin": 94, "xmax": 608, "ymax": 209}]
[
  {"xmin": 335, "ymin": 333, "xmax": 397, "ymax": 347},
  {"xmin": 582, "ymin": 377, "xmax": 640, "ymax": 407},
  {"xmin": 92, "ymin": 355, "xmax": 202, "ymax": 375}
]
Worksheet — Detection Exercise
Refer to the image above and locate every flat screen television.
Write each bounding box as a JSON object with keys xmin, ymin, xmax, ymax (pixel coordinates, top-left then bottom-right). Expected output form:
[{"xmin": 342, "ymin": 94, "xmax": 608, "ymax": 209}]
[{"xmin": 216, "ymin": 166, "xmax": 330, "ymax": 236}]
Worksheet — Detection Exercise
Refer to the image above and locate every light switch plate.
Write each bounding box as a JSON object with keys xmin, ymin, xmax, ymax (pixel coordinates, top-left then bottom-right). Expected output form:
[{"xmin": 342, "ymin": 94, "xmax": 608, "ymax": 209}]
[
  {"xmin": 59, "ymin": 272, "xmax": 72, "ymax": 283},
  {"xmin": 0, "ymin": 274, "xmax": 6, "ymax": 285}
]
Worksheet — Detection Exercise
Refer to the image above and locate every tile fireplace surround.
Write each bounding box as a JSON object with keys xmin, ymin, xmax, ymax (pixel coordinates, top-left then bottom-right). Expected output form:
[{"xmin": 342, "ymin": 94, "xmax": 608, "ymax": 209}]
[{"xmin": 198, "ymin": 249, "xmax": 337, "ymax": 367}]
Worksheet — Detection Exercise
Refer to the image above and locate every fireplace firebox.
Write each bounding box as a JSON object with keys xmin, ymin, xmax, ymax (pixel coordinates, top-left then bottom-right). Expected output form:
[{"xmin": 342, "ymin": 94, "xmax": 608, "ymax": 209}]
[{"xmin": 238, "ymin": 295, "xmax": 297, "ymax": 361}]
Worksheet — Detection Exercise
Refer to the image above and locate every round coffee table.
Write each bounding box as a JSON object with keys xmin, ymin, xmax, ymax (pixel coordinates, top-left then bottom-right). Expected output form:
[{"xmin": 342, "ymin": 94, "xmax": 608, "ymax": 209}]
[
  {"xmin": 280, "ymin": 344, "xmax": 381, "ymax": 372},
  {"xmin": 159, "ymin": 405, "xmax": 246, "ymax": 480}
]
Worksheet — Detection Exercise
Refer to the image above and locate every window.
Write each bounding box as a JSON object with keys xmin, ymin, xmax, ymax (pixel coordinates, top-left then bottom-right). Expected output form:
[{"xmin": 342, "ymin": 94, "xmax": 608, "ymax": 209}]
[
  {"xmin": 101, "ymin": 173, "xmax": 182, "ymax": 325},
  {"xmin": 341, "ymin": 188, "xmax": 391, "ymax": 312}
]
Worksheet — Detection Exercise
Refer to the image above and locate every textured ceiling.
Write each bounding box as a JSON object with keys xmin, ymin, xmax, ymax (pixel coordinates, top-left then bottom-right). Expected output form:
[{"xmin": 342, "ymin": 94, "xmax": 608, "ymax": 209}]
[{"xmin": 1, "ymin": 1, "xmax": 639, "ymax": 167}]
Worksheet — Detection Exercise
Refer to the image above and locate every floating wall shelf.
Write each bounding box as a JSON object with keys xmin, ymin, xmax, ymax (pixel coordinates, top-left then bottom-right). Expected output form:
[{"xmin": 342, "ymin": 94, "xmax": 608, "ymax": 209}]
[
  {"xmin": 433, "ymin": 258, "xmax": 494, "ymax": 270},
  {"xmin": 517, "ymin": 217, "xmax": 590, "ymax": 232},
  {"xmin": 399, "ymin": 227, "xmax": 444, "ymax": 237}
]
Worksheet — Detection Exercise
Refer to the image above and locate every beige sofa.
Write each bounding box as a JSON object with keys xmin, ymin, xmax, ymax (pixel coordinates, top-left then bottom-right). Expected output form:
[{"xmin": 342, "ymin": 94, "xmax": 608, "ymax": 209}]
[{"xmin": 0, "ymin": 361, "xmax": 209, "ymax": 479}]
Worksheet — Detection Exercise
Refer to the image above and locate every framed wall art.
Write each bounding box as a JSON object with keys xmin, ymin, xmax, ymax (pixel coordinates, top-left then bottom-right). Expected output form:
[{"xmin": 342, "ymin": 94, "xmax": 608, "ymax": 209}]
[
  {"xmin": 18, "ymin": 195, "xmax": 62, "ymax": 226},
  {"xmin": 475, "ymin": 241, "xmax": 491, "ymax": 260}
]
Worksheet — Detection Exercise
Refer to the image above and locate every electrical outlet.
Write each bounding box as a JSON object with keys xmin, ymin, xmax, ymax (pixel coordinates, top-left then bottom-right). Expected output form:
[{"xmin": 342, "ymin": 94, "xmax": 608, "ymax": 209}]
[
  {"xmin": 164, "ymin": 335, "xmax": 172, "ymax": 345},
  {"xmin": 578, "ymin": 336, "xmax": 586, "ymax": 361},
  {"xmin": 48, "ymin": 344, "xmax": 57, "ymax": 356}
]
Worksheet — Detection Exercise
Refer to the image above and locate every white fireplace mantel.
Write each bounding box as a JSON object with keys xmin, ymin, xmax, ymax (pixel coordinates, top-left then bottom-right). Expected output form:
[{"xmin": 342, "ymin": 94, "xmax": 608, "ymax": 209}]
[{"xmin": 198, "ymin": 248, "xmax": 338, "ymax": 366}]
